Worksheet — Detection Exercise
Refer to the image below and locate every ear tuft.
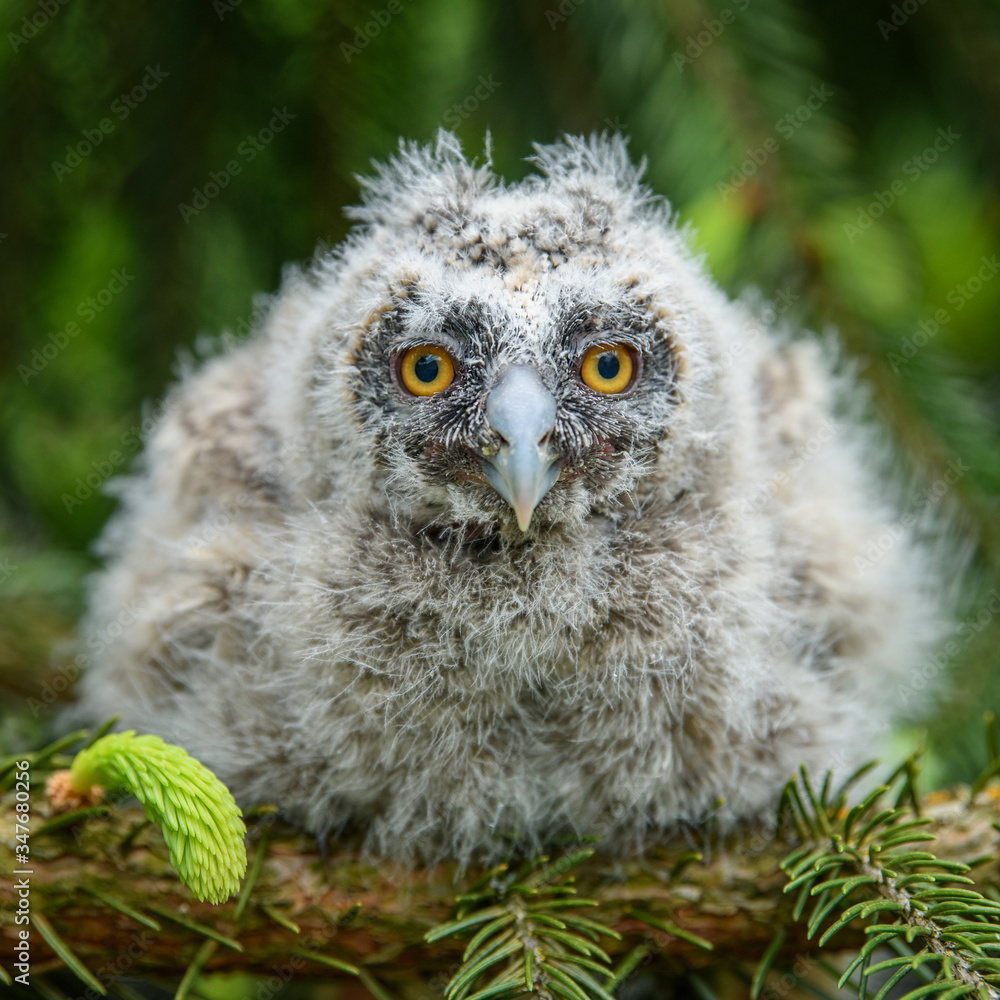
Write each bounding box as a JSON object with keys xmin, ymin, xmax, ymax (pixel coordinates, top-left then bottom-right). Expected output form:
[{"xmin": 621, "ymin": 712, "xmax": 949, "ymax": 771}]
[
  {"xmin": 526, "ymin": 132, "xmax": 658, "ymax": 215},
  {"xmin": 346, "ymin": 129, "xmax": 497, "ymax": 229}
]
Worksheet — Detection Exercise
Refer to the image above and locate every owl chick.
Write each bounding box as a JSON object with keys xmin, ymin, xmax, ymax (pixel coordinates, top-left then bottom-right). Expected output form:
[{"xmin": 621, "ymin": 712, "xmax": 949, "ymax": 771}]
[{"xmin": 75, "ymin": 132, "xmax": 946, "ymax": 862}]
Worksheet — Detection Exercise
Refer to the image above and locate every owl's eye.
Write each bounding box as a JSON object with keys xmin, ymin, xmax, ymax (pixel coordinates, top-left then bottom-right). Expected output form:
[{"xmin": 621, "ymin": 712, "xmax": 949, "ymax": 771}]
[
  {"xmin": 580, "ymin": 343, "xmax": 635, "ymax": 394},
  {"xmin": 399, "ymin": 345, "xmax": 457, "ymax": 396}
]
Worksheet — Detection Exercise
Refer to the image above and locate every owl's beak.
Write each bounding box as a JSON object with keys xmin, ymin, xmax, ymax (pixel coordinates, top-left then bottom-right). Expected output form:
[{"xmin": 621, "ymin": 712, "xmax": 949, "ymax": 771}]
[{"xmin": 481, "ymin": 366, "xmax": 562, "ymax": 531}]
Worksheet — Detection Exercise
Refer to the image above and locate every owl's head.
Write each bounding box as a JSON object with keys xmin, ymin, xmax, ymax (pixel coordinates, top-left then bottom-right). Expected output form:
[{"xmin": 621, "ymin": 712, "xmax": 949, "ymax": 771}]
[{"xmin": 272, "ymin": 132, "xmax": 737, "ymax": 538}]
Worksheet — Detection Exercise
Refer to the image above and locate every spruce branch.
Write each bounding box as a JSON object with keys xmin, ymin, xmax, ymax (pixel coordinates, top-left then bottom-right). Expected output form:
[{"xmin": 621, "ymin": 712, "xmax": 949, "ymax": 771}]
[
  {"xmin": 426, "ymin": 849, "xmax": 622, "ymax": 1000},
  {"xmin": 780, "ymin": 762, "xmax": 1000, "ymax": 1000},
  {"xmin": 4, "ymin": 729, "xmax": 1000, "ymax": 994}
]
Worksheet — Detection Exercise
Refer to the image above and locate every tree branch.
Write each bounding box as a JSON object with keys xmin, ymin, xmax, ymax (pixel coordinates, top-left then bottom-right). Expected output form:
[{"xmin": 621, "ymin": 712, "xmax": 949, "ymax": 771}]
[{"xmin": 2, "ymin": 786, "xmax": 998, "ymax": 991}]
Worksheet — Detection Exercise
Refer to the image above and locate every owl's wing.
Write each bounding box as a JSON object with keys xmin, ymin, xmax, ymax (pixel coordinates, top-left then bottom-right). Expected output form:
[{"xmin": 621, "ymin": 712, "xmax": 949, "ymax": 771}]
[{"xmin": 74, "ymin": 339, "xmax": 286, "ymax": 728}]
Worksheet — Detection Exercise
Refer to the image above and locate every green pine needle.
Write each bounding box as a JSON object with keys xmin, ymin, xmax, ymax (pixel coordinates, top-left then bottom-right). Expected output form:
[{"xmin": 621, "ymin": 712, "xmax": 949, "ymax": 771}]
[
  {"xmin": 427, "ymin": 848, "xmax": 620, "ymax": 1000},
  {"xmin": 779, "ymin": 751, "xmax": 1000, "ymax": 1000},
  {"xmin": 69, "ymin": 731, "xmax": 247, "ymax": 904}
]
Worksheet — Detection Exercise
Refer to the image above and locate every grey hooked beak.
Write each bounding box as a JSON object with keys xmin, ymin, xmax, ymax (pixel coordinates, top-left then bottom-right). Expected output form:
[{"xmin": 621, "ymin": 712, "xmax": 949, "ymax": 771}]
[{"xmin": 481, "ymin": 366, "xmax": 561, "ymax": 531}]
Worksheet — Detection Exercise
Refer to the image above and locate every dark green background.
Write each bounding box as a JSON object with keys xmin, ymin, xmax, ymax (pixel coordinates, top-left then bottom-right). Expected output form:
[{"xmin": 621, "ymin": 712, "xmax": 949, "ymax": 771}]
[{"xmin": 2, "ymin": 0, "xmax": 1000, "ymax": 788}]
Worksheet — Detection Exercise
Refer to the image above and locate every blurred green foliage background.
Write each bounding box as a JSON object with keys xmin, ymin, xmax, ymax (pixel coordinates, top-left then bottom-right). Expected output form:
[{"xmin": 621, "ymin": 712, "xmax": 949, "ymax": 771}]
[{"xmin": 2, "ymin": 0, "xmax": 999, "ymax": 788}]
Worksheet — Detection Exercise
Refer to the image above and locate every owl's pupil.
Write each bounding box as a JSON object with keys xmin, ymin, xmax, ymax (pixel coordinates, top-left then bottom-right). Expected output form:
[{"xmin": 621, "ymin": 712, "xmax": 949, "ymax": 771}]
[
  {"xmin": 597, "ymin": 352, "xmax": 620, "ymax": 380},
  {"xmin": 414, "ymin": 355, "xmax": 440, "ymax": 383}
]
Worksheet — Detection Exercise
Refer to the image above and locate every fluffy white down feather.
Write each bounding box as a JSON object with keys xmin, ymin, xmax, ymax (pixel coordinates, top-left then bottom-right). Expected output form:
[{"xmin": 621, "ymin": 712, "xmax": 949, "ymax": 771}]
[{"xmin": 75, "ymin": 132, "xmax": 949, "ymax": 862}]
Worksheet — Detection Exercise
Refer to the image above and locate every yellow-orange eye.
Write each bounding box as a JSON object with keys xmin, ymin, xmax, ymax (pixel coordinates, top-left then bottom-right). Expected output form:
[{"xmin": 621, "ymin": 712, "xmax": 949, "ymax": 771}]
[
  {"xmin": 399, "ymin": 344, "xmax": 456, "ymax": 396},
  {"xmin": 580, "ymin": 343, "xmax": 634, "ymax": 394}
]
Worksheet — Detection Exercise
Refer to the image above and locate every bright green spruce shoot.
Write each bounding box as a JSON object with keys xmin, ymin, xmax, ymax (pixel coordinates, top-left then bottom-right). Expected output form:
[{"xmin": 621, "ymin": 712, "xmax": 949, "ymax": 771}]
[{"xmin": 69, "ymin": 731, "xmax": 247, "ymax": 904}]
